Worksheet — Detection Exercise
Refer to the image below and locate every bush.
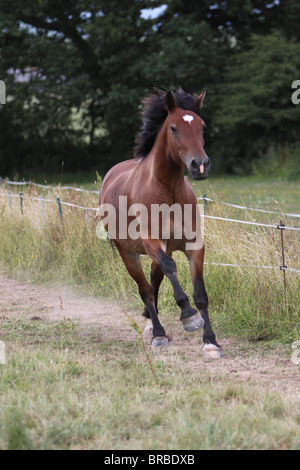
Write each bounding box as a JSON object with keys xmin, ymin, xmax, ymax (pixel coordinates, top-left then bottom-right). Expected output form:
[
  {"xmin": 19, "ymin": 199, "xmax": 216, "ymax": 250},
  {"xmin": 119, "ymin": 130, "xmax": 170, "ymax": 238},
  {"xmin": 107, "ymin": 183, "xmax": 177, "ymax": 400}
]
[{"xmin": 251, "ymin": 143, "xmax": 300, "ymax": 180}]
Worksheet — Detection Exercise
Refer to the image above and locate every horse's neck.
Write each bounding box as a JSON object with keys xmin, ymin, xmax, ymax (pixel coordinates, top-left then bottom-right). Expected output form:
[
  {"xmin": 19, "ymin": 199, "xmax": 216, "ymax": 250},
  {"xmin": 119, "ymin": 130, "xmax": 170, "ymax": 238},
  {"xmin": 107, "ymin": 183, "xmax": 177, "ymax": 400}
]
[{"xmin": 147, "ymin": 126, "xmax": 185, "ymax": 191}]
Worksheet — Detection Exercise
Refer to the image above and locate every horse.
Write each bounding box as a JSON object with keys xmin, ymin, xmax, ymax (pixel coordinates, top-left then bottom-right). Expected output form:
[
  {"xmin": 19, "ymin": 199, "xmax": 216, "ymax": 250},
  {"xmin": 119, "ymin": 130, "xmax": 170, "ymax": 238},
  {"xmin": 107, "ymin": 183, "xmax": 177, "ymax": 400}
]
[{"xmin": 99, "ymin": 88, "xmax": 222, "ymax": 358}]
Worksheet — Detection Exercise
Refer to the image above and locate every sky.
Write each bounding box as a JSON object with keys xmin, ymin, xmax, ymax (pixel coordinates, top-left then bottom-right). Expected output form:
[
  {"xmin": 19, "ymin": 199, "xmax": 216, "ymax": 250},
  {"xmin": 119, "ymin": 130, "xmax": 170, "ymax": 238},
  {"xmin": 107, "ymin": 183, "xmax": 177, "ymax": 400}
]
[{"xmin": 140, "ymin": 5, "xmax": 167, "ymax": 19}]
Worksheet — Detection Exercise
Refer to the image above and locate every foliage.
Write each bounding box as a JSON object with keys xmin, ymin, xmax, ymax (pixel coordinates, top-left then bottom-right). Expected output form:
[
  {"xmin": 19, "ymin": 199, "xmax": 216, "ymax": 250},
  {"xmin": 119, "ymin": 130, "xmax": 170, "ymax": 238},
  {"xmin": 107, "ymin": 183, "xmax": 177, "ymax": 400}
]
[
  {"xmin": 213, "ymin": 32, "xmax": 300, "ymax": 173},
  {"xmin": 0, "ymin": 1, "xmax": 299, "ymax": 176}
]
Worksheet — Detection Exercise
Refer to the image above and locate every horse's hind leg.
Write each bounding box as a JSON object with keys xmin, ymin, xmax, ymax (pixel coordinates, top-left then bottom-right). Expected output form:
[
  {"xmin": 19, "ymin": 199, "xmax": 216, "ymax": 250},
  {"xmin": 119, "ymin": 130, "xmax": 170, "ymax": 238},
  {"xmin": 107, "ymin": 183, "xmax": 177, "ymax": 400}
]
[
  {"xmin": 116, "ymin": 246, "xmax": 169, "ymax": 347},
  {"xmin": 143, "ymin": 261, "xmax": 164, "ymax": 339},
  {"xmin": 143, "ymin": 261, "xmax": 164, "ymax": 318}
]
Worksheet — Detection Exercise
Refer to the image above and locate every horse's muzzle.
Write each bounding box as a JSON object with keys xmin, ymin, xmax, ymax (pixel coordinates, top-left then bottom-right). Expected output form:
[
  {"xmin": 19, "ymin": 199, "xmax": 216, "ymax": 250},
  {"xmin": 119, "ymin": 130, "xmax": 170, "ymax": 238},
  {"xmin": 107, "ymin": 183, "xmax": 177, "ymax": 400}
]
[{"xmin": 188, "ymin": 157, "xmax": 211, "ymax": 180}]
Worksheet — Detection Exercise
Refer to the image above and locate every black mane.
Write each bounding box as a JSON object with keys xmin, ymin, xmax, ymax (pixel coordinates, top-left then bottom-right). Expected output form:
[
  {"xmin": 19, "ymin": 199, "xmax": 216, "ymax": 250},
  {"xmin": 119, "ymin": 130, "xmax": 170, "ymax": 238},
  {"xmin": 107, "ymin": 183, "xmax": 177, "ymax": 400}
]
[{"xmin": 134, "ymin": 88, "xmax": 200, "ymax": 159}]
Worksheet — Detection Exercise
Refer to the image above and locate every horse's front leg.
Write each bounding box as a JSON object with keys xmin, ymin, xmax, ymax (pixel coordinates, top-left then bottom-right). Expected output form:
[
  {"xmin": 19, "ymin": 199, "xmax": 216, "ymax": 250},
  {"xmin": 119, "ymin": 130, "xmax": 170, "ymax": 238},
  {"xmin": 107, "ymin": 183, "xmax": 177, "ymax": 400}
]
[
  {"xmin": 186, "ymin": 248, "xmax": 222, "ymax": 358},
  {"xmin": 143, "ymin": 241, "xmax": 204, "ymax": 332}
]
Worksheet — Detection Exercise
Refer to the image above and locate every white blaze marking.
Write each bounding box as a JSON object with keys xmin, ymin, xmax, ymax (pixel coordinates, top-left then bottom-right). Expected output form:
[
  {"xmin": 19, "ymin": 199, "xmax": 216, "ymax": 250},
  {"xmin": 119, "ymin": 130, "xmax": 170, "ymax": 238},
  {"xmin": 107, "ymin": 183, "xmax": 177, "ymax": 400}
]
[{"xmin": 183, "ymin": 114, "xmax": 194, "ymax": 123}]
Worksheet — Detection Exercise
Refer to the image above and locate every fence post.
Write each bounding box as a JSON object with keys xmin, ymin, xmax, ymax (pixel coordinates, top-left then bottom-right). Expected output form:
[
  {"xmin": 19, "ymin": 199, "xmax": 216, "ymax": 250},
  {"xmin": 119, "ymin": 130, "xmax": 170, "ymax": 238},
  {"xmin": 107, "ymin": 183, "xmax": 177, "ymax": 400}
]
[
  {"xmin": 7, "ymin": 190, "xmax": 12, "ymax": 217},
  {"xmin": 203, "ymin": 193, "xmax": 207, "ymax": 214},
  {"xmin": 19, "ymin": 192, "xmax": 23, "ymax": 215},
  {"xmin": 41, "ymin": 197, "xmax": 46, "ymax": 227},
  {"xmin": 56, "ymin": 197, "xmax": 63, "ymax": 220},
  {"xmin": 278, "ymin": 219, "xmax": 288, "ymax": 312},
  {"xmin": 86, "ymin": 208, "xmax": 89, "ymax": 231}
]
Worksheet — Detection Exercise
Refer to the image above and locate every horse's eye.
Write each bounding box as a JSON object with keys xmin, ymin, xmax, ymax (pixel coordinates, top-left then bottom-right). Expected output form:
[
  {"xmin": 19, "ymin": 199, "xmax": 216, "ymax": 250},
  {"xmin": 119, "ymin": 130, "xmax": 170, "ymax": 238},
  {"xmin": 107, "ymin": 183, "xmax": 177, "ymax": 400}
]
[{"xmin": 170, "ymin": 125, "xmax": 177, "ymax": 133}]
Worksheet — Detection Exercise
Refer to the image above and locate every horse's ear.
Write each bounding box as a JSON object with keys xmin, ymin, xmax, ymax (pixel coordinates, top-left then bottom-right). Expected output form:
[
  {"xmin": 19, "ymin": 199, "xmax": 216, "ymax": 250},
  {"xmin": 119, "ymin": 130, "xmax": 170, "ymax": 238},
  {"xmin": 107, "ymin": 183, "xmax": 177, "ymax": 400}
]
[
  {"xmin": 196, "ymin": 89, "xmax": 206, "ymax": 110},
  {"xmin": 165, "ymin": 91, "xmax": 177, "ymax": 113}
]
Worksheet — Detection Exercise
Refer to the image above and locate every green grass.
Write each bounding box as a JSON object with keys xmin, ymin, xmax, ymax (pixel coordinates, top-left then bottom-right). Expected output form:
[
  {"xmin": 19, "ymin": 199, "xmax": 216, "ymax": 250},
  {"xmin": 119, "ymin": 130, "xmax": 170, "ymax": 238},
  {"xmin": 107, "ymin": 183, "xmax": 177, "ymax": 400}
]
[
  {"xmin": 196, "ymin": 175, "xmax": 300, "ymax": 214},
  {"xmin": 1, "ymin": 317, "xmax": 300, "ymax": 450}
]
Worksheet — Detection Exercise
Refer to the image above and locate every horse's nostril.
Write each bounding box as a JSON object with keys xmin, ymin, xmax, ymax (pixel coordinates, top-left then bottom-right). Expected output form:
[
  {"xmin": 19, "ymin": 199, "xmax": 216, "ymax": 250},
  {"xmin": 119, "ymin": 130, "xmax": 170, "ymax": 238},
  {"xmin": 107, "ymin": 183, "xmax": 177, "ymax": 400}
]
[{"xmin": 191, "ymin": 159, "xmax": 198, "ymax": 170}]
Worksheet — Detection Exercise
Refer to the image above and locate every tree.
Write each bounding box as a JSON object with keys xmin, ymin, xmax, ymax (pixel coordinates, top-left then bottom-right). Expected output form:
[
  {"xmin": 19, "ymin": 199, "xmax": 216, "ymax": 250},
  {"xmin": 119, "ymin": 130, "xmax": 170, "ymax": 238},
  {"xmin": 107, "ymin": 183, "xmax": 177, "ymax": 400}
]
[
  {"xmin": 0, "ymin": 1, "xmax": 299, "ymax": 177},
  {"xmin": 139, "ymin": 13, "xmax": 229, "ymax": 155},
  {"xmin": 0, "ymin": 0, "xmax": 156, "ymax": 173},
  {"xmin": 212, "ymin": 31, "xmax": 300, "ymax": 173}
]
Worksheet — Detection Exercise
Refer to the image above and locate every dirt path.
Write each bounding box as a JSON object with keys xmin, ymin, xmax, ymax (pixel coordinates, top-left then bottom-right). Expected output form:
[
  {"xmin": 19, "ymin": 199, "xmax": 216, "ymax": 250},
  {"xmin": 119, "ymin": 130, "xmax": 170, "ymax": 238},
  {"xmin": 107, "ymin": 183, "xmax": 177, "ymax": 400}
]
[{"xmin": 0, "ymin": 272, "xmax": 299, "ymax": 397}]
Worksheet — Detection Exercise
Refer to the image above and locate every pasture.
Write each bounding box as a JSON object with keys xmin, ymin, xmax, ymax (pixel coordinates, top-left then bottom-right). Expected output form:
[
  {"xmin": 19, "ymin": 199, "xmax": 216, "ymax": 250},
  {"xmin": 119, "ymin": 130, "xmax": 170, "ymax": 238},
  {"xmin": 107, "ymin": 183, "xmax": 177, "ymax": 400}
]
[{"xmin": 0, "ymin": 175, "xmax": 299, "ymax": 449}]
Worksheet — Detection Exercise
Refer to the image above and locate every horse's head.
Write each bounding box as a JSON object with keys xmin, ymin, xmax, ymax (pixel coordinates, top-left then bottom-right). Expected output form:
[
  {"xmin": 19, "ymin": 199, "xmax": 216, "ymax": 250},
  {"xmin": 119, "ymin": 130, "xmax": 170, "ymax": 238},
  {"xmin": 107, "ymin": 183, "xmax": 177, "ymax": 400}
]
[{"xmin": 165, "ymin": 90, "xmax": 211, "ymax": 180}]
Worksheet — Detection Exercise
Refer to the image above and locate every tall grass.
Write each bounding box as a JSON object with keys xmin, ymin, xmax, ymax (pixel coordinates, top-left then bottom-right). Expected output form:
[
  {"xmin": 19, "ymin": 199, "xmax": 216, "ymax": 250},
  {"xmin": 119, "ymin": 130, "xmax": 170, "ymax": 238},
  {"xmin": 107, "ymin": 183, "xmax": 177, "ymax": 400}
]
[{"xmin": 0, "ymin": 182, "xmax": 299, "ymax": 342}]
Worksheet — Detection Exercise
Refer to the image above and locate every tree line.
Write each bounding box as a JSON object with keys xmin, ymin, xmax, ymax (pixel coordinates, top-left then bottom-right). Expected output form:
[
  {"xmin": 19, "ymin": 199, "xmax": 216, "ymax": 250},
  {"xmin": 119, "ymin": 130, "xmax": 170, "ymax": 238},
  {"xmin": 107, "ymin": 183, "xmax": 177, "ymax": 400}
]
[{"xmin": 0, "ymin": 0, "xmax": 299, "ymax": 178}]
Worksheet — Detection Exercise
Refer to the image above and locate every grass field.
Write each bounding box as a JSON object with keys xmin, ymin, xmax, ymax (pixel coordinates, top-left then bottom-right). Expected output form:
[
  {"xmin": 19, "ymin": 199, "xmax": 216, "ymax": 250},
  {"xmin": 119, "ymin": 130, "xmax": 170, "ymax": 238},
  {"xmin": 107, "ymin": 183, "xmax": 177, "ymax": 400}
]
[{"xmin": 0, "ymin": 174, "xmax": 299, "ymax": 449}]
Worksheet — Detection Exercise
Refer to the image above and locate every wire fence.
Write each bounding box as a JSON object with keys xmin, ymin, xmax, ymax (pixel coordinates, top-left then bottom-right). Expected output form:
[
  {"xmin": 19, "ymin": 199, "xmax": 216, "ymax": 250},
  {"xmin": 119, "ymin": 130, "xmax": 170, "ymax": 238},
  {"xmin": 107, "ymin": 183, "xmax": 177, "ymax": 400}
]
[
  {"xmin": 198, "ymin": 195, "xmax": 300, "ymax": 219},
  {"xmin": 0, "ymin": 177, "xmax": 99, "ymax": 193},
  {"xmin": 0, "ymin": 178, "xmax": 300, "ymax": 278}
]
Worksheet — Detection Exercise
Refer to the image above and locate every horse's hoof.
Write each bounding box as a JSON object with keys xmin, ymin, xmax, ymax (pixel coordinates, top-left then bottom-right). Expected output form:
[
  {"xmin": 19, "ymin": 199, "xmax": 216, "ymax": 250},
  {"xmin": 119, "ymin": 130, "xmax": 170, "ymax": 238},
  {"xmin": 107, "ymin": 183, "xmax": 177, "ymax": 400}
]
[
  {"xmin": 203, "ymin": 343, "xmax": 223, "ymax": 359},
  {"xmin": 151, "ymin": 336, "xmax": 169, "ymax": 348},
  {"xmin": 143, "ymin": 319, "xmax": 153, "ymax": 339},
  {"xmin": 181, "ymin": 312, "xmax": 205, "ymax": 332}
]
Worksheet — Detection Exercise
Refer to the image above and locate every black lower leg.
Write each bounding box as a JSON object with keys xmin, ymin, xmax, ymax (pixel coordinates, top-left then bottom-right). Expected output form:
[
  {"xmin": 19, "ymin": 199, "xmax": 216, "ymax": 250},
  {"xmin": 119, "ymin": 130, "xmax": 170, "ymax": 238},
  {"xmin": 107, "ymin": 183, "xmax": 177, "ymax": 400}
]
[
  {"xmin": 193, "ymin": 274, "xmax": 219, "ymax": 347},
  {"xmin": 140, "ymin": 289, "xmax": 166, "ymax": 337},
  {"xmin": 143, "ymin": 262, "xmax": 164, "ymax": 319},
  {"xmin": 152, "ymin": 267, "xmax": 164, "ymax": 313},
  {"xmin": 157, "ymin": 250, "xmax": 197, "ymax": 321}
]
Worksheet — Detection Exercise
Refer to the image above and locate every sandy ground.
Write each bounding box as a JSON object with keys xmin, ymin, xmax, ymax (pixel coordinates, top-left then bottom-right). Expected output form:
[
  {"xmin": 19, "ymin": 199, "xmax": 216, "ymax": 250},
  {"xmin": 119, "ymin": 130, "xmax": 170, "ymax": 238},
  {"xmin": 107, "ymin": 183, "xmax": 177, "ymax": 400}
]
[{"xmin": 0, "ymin": 272, "xmax": 299, "ymax": 397}]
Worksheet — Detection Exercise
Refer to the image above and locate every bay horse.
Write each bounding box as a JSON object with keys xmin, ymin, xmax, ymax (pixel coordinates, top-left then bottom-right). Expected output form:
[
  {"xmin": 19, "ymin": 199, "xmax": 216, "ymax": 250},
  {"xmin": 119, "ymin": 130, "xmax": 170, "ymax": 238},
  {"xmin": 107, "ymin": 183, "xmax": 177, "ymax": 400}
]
[{"xmin": 100, "ymin": 88, "xmax": 222, "ymax": 358}]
